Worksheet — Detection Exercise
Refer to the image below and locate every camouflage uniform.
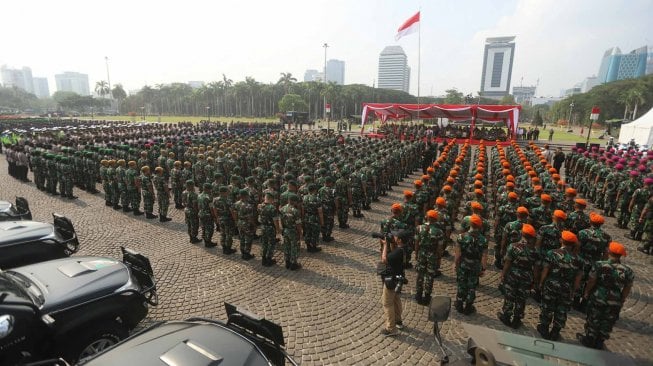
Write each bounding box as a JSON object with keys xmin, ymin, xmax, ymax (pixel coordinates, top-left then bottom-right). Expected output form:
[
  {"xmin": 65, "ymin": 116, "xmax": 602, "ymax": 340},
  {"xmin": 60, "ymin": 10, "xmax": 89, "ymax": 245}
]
[
  {"xmin": 628, "ymin": 185, "xmax": 650, "ymax": 237},
  {"xmin": 582, "ymin": 259, "xmax": 634, "ymax": 345},
  {"xmin": 182, "ymin": 185, "xmax": 199, "ymax": 241},
  {"xmin": 198, "ymin": 189, "xmax": 214, "ymax": 244},
  {"xmin": 602, "ymin": 171, "xmax": 621, "ymax": 216},
  {"xmin": 141, "ymin": 171, "xmax": 155, "ymax": 216},
  {"xmin": 258, "ymin": 200, "xmax": 279, "ymax": 262},
  {"xmin": 617, "ymin": 178, "xmax": 640, "ymax": 228},
  {"xmin": 302, "ymin": 190, "xmax": 322, "ymax": 251},
  {"xmin": 213, "ymin": 190, "xmax": 236, "ymax": 251},
  {"xmin": 171, "ymin": 166, "xmax": 184, "ymax": 208},
  {"xmin": 100, "ymin": 162, "xmax": 111, "ymax": 204},
  {"xmin": 318, "ymin": 181, "xmax": 336, "ymax": 241},
  {"xmin": 280, "ymin": 201, "xmax": 302, "ymax": 267},
  {"xmin": 234, "ymin": 193, "xmax": 256, "ymax": 256},
  {"xmin": 500, "ymin": 239, "xmax": 538, "ymax": 323},
  {"xmin": 577, "ymin": 227, "xmax": 611, "ymax": 303},
  {"xmin": 116, "ymin": 164, "xmax": 128, "ymax": 209},
  {"xmin": 125, "ymin": 166, "xmax": 142, "ymax": 213},
  {"xmin": 335, "ymin": 174, "xmax": 351, "ymax": 227},
  {"xmin": 566, "ymin": 210, "xmax": 590, "ymax": 235},
  {"xmin": 414, "ymin": 222, "xmax": 444, "ymax": 301},
  {"xmin": 455, "ymin": 229, "xmax": 488, "ymax": 311},
  {"xmin": 153, "ymin": 173, "xmax": 169, "ymax": 218},
  {"xmin": 498, "ymin": 219, "xmax": 524, "ymax": 268},
  {"xmin": 539, "ymin": 247, "xmax": 583, "ymax": 337}
]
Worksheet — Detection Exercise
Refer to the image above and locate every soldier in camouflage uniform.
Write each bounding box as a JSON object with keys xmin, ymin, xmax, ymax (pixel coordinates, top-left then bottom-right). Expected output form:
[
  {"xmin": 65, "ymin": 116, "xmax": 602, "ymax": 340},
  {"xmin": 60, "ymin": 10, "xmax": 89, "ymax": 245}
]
[
  {"xmin": 107, "ymin": 160, "xmax": 122, "ymax": 210},
  {"xmin": 141, "ymin": 166, "xmax": 157, "ymax": 219},
  {"xmin": 116, "ymin": 160, "xmax": 129, "ymax": 211},
  {"xmin": 153, "ymin": 167, "xmax": 171, "ymax": 222},
  {"xmin": 414, "ymin": 210, "xmax": 444, "ymax": 306},
  {"xmin": 335, "ymin": 169, "xmax": 352, "ymax": 228},
  {"xmin": 198, "ymin": 183, "xmax": 216, "ymax": 247},
  {"xmin": 497, "ymin": 207, "xmax": 529, "ymax": 269},
  {"xmin": 602, "ymin": 164, "xmax": 624, "ymax": 217},
  {"xmin": 212, "ymin": 186, "xmax": 237, "ymax": 254},
  {"xmin": 182, "ymin": 180, "xmax": 200, "ymax": 243},
  {"xmin": 171, "ymin": 161, "xmax": 184, "ymax": 209},
  {"xmin": 578, "ymin": 242, "xmax": 634, "ymax": 350},
  {"xmin": 126, "ymin": 161, "xmax": 143, "ymax": 216},
  {"xmin": 628, "ymin": 177, "xmax": 653, "ymax": 240},
  {"xmin": 498, "ymin": 224, "xmax": 538, "ymax": 329},
  {"xmin": 233, "ymin": 189, "xmax": 256, "ymax": 259},
  {"xmin": 318, "ymin": 176, "xmax": 336, "ymax": 242},
  {"xmin": 566, "ymin": 199, "xmax": 590, "ymax": 235},
  {"xmin": 530, "ymin": 194, "xmax": 553, "ymax": 231},
  {"xmin": 100, "ymin": 159, "xmax": 111, "ymax": 206},
  {"xmin": 350, "ymin": 164, "xmax": 366, "ymax": 218},
  {"xmin": 454, "ymin": 214, "xmax": 488, "ymax": 315},
  {"xmin": 575, "ymin": 213, "xmax": 611, "ymax": 310},
  {"xmin": 537, "ymin": 231, "xmax": 583, "ymax": 341},
  {"xmin": 61, "ymin": 157, "xmax": 76, "ymax": 199},
  {"xmin": 534, "ymin": 209, "xmax": 567, "ymax": 301},
  {"xmin": 258, "ymin": 192, "xmax": 281, "ymax": 266},
  {"xmin": 280, "ymin": 193, "xmax": 303, "ymax": 270},
  {"xmin": 303, "ymin": 184, "xmax": 324, "ymax": 253},
  {"xmin": 616, "ymin": 170, "xmax": 641, "ymax": 228}
]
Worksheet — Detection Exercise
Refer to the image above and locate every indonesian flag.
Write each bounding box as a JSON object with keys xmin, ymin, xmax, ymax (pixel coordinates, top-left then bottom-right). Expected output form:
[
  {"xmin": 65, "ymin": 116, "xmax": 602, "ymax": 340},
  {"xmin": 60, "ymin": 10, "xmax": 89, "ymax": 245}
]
[{"xmin": 395, "ymin": 11, "xmax": 420, "ymax": 41}]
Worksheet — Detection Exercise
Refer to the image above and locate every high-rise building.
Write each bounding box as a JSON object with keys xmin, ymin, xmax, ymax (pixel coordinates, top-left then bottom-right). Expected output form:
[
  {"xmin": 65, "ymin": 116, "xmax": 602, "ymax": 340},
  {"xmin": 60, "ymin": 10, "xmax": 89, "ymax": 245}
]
[
  {"xmin": 512, "ymin": 86, "xmax": 536, "ymax": 104},
  {"xmin": 378, "ymin": 46, "xmax": 410, "ymax": 93},
  {"xmin": 55, "ymin": 71, "xmax": 90, "ymax": 95},
  {"xmin": 480, "ymin": 36, "xmax": 516, "ymax": 100},
  {"xmin": 597, "ymin": 45, "xmax": 652, "ymax": 84},
  {"xmin": 326, "ymin": 59, "xmax": 345, "ymax": 85},
  {"xmin": 304, "ymin": 69, "xmax": 319, "ymax": 82},
  {"xmin": 1, "ymin": 65, "xmax": 35, "ymax": 94},
  {"xmin": 32, "ymin": 77, "xmax": 50, "ymax": 98}
]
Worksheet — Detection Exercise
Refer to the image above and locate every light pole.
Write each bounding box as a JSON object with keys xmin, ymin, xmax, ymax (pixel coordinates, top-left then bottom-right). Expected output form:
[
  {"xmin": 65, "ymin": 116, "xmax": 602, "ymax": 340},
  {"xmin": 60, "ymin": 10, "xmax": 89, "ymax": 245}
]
[
  {"xmin": 323, "ymin": 42, "xmax": 329, "ymax": 131},
  {"xmin": 141, "ymin": 106, "xmax": 145, "ymax": 121},
  {"xmin": 568, "ymin": 101, "xmax": 575, "ymax": 128},
  {"xmin": 206, "ymin": 106, "xmax": 210, "ymax": 122}
]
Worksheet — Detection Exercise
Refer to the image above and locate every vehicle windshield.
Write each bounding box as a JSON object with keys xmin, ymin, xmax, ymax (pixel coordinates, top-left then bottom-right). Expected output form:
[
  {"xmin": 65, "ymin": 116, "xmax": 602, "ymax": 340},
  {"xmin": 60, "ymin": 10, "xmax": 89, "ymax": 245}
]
[{"xmin": 0, "ymin": 271, "xmax": 44, "ymax": 306}]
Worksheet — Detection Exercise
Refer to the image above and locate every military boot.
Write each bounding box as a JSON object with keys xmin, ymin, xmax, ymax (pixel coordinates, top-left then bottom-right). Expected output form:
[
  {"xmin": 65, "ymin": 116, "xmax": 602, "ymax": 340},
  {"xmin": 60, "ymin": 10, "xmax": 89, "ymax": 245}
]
[
  {"xmin": 497, "ymin": 312, "xmax": 512, "ymax": 327},
  {"xmin": 133, "ymin": 209, "xmax": 144, "ymax": 216},
  {"xmin": 159, "ymin": 215, "xmax": 172, "ymax": 222},
  {"xmin": 414, "ymin": 293, "xmax": 423, "ymax": 305},
  {"xmin": 463, "ymin": 303, "xmax": 476, "ymax": 315},
  {"xmin": 548, "ymin": 327, "xmax": 561, "ymax": 341},
  {"xmin": 576, "ymin": 333, "xmax": 595, "ymax": 348},
  {"xmin": 146, "ymin": 213, "xmax": 158, "ymax": 219},
  {"xmin": 536, "ymin": 324, "xmax": 549, "ymax": 339},
  {"xmin": 122, "ymin": 206, "xmax": 132, "ymax": 213}
]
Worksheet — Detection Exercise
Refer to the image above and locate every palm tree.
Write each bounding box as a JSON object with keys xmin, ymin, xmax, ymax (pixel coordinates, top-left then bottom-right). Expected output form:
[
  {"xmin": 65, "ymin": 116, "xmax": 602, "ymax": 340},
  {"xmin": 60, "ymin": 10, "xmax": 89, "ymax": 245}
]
[
  {"xmin": 278, "ymin": 72, "xmax": 297, "ymax": 94},
  {"xmin": 627, "ymin": 83, "xmax": 647, "ymax": 120},
  {"xmin": 222, "ymin": 74, "xmax": 233, "ymax": 116},
  {"xmin": 111, "ymin": 84, "xmax": 127, "ymax": 113},
  {"xmin": 95, "ymin": 81, "xmax": 110, "ymax": 99}
]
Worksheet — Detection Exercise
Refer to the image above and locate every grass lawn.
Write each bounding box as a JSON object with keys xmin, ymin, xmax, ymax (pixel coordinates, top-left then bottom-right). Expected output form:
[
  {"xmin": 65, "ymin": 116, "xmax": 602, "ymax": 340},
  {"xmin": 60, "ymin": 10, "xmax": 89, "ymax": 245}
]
[{"xmin": 536, "ymin": 126, "xmax": 605, "ymax": 145}]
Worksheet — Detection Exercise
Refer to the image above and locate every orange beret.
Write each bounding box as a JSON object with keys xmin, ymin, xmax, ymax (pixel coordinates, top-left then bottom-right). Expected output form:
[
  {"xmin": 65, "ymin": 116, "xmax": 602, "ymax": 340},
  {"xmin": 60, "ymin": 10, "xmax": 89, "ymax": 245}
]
[
  {"xmin": 471, "ymin": 201, "xmax": 483, "ymax": 210},
  {"xmin": 506, "ymin": 182, "xmax": 515, "ymax": 188},
  {"xmin": 450, "ymin": 170, "xmax": 459, "ymax": 177},
  {"xmin": 508, "ymin": 192, "xmax": 519, "ymax": 200},
  {"xmin": 517, "ymin": 206, "xmax": 529, "ymax": 215},
  {"xmin": 476, "ymin": 167, "xmax": 485, "ymax": 173},
  {"xmin": 427, "ymin": 167, "xmax": 435, "ymax": 173},
  {"xmin": 469, "ymin": 214, "xmax": 483, "ymax": 228},
  {"xmin": 528, "ymin": 171, "xmax": 537, "ymax": 177},
  {"xmin": 541, "ymin": 194, "xmax": 552, "ymax": 202},
  {"xmin": 443, "ymin": 185, "xmax": 453, "ymax": 192},
  {"xmin": 575, "ymin": 199, "xmax": 587, "ymax": 207},
  {"xmin": 522, "ymin": 223, "xmax": 536, "ymax": 238},
  {"xmin": 474, "ymin": 173, "xmax": 483, "ymax": 180},
  {"xmin": 561, "ymin": 231, "xmax": 578, "ymax": 244},
  {"xmin": 447, "ymin": 177, "xmax": 455, "ymax": 184},
  {"xmin": 566, "ymin": 188, "xmax": 577, "ymax": 196},
  {"xmin": 608, "ymin": 241, "xmax": 627, "ymax": 256},
  {"xmin": 502, "ymin": 169, "xmax": 510, "ymax": 175},
  {"xmin": 474, "ymin": 181, "xmax": 483, "ymax": 188},
  {"xmin": 533, "ymin": 185, "xmax": 543, "ymax": 193},
  {"xmin": 506, "ymin": 175, "xmax": 515, "ymax": 182},
  {"xmin": 403, "ymin": 190, "xmax": 414, "ymax": 198},
  {"xmin": 553, "ymin": 210, "xmax": 567, "ymax": 220},
  {"xmin": 426, "ymin": 210, "xmax": 438, "ymax": 220},
  {"xmin": 532, "ymin": 177, "xmax": 541, "ymax": 183},
  {"xmin": 421, "ymin": 174, "xmax": 430, "ymax": 181},
  {"xmin": 589, "ymin": 213, "xmax": 605, "ymax": 225},
  {"xmin": 435, "ymin": 197, "xmax": 446, "ymax": 206},
  {"xmin": 391, "ymin": 203, "xmax": 403, "ymax": 212},
  {"xmin": 474, "ymin": 189, "xmax": 484, "ymax": 196},
  {"xmin": 414, "ymin": 180, "xmax": 423, "ymax": 187},
  {"xmin": 549, "ymin": 168, "xmax": 557, "ymax": 174},
  {"xmin": 502, "ymin": 162, "xmax": 510, "ymax": 168}
]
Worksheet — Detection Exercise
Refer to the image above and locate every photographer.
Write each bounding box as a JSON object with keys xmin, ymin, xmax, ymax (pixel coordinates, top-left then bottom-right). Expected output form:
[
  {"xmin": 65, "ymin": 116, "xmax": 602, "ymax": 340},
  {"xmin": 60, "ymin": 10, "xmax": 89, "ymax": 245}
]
[{"xmin": 379, "ymin": 230, "xmax": 408, "ymax": 336}]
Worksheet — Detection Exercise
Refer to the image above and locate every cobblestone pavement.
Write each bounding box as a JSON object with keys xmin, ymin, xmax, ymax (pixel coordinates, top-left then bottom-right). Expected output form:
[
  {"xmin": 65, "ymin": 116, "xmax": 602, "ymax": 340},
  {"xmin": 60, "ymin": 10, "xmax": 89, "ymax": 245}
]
[{"xmin": 1, "ymin": 157, "xmax": 652, "ymax": 365}]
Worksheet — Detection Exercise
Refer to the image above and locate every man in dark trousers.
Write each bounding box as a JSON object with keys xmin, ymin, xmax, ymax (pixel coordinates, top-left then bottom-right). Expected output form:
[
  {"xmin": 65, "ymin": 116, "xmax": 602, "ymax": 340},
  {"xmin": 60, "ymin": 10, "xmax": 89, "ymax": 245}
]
[{"xmin": 379, "ymin": 230, "xmax": 408, "ymax": 336}]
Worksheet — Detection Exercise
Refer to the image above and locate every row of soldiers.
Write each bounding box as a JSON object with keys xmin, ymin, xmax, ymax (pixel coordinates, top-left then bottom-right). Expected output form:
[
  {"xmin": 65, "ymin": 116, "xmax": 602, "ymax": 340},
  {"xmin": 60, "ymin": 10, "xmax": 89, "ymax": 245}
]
[
  {"xmin": 565, "ymin": 146, "xmax": 653, "ymax": 254},
  {"xmin": 377, "ymin": 139, "xmax": 634, "ymax": 350}
]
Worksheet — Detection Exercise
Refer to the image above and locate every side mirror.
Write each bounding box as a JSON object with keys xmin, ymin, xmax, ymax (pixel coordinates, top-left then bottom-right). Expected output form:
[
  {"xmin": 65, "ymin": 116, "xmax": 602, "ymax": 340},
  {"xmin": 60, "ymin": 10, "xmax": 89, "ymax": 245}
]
[{"xmin": 0, "ymin": 314, "xmax": 14, "ymax": 339}]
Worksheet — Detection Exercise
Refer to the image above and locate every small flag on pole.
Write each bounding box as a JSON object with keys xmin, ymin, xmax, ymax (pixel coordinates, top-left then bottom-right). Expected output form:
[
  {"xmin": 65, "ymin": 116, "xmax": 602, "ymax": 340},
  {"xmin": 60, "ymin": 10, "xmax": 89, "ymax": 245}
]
[{"xmin": 395, "ymin": 11, "xmax": 420, "ymax": 41}]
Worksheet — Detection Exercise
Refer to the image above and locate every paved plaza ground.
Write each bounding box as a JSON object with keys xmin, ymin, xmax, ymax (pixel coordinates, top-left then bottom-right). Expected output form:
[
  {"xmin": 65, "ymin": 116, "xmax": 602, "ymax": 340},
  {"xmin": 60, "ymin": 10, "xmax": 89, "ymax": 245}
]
[{"xmin": 1, "ymin": 156, "xmax": 652, "ymax": 365}]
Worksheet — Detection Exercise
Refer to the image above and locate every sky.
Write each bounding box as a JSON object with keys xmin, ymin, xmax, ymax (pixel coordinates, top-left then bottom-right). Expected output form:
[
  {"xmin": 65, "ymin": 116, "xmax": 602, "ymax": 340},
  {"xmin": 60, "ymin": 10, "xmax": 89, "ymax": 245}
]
[{"xmin": 1, "ymin": 0, "xmax": 652, "ymax": 98}]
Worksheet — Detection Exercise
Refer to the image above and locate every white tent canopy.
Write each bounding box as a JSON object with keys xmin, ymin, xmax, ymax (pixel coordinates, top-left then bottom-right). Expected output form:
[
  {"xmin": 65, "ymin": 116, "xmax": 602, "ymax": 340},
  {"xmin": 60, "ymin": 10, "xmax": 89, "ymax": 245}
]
[{"xmin": 619, "ymin": 106, "xmax": 653, "ymax": 146}]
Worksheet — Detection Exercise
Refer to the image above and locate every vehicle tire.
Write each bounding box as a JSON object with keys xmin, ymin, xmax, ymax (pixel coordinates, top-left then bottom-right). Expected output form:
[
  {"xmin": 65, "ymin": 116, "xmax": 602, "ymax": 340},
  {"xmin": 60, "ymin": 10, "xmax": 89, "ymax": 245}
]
[{"xmin": 60, "ymin": 321, "xmax": 128, "ymax": 363}]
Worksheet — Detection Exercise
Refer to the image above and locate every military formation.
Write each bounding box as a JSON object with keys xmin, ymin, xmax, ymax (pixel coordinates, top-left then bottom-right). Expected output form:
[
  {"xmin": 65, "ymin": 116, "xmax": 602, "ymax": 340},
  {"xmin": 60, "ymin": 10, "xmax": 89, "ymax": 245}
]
[
  {"xmin": 1, "ymin": 119, "xmax": 637, "ymax": 350},
  {"xmin": 376, "ymin": 139, "xmax": 635, "ymax": 349}
]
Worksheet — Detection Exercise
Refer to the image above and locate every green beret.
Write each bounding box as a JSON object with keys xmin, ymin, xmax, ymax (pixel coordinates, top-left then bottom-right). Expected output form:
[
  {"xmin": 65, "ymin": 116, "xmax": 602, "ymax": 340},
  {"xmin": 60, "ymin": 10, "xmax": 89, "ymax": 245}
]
[
  {"xmin": 218, "ymin": 186, "xmax": 229, "ymax": 193},
  {"xmin": 185, "ymin": 179, "xmax": 195, "ymax": 186},
  {"xmin": 288, "ymin": 193, "xmax": 300, "ymax": 202},
  {"xmin": 214, "ymin": 172, "xmax": 223, "ymax": 178},
  {"xmin": 239, "ymin": 189, "xmax": 249, "ymax": 196},
  {"xmin": 307, "ymin": 183, "xmax": 318, "ymax": 191},
  {"xmin": 325, "ymin": 176, "xmax": 335, "ymax": 183},
  {"xmin": 203, "ymin": 183, "xmax": 212, "ymax": 190}
]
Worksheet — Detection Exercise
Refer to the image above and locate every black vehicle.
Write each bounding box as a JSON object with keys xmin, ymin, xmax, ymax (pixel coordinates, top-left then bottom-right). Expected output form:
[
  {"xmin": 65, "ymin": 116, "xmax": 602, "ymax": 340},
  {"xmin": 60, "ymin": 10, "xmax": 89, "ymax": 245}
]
[
  {"xmin": 0, "ymin": 213, "xmax": 79, "ymax": 269},
  {"xmin": 0, "ymin": 197, "xmax": 32, "ymax": 221},
  {"xmin": 0, "ymin": 247, "xmax": 158, "ymax": 364},
  {"xmin": 78, "ymin": 303, "xmax": 297, "ymax": 366}
]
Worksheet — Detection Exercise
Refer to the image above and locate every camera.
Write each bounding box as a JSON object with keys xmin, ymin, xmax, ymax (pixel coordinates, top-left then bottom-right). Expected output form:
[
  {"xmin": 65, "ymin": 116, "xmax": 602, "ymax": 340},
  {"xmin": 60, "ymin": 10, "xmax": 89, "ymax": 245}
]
[{"xmin": 383, "ymin": 275, "xmax": 404, "ymax": 293}]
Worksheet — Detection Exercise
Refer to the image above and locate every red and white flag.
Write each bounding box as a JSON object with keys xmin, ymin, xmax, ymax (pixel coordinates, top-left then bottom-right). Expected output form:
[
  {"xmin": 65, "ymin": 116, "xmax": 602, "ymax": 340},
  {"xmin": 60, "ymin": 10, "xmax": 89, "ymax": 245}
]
[{"xmin": 395, "ymin": 11, "xmax": 420, "ymax": 41}]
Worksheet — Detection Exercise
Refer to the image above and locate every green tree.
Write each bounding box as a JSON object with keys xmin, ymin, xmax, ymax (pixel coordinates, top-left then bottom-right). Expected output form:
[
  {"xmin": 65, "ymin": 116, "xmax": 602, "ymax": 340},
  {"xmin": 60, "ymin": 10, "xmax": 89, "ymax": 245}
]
[
  {"xmin": 533, "ymin": 110, "xmax": 544, "ymax": 126},
  {"xmin": 95, "ymin": 81, "xmax": 110, "ymax": 98},
  {"xmin": 444, "ymin": 88, "xmax": 464, "ymax": 104},
  {"xmin": 278, "ymin": 72, "xmax": 297, "ymax": 94},
  {"xmin": 499, "ymin": 94, "xmax": 516, "ymax": 105},
  {"xmin": 278, "ymin": 94, "xmax": 307, "ymax": 112}
]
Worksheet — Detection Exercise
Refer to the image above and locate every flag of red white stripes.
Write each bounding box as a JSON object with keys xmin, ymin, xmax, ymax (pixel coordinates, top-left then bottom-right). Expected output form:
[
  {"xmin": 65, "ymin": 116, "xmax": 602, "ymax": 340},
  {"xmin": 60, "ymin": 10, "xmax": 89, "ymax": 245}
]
[{"xmin": 395, "ymin": 11, "xmax": 420, "ymax": 41}]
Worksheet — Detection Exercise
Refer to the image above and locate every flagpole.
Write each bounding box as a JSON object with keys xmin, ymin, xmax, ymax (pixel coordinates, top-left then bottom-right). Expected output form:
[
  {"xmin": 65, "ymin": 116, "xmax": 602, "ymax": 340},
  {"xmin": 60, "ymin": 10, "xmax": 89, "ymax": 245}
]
[{"xmin": 417, "ymin": 9, "xmax": 421, "ymax": 125}]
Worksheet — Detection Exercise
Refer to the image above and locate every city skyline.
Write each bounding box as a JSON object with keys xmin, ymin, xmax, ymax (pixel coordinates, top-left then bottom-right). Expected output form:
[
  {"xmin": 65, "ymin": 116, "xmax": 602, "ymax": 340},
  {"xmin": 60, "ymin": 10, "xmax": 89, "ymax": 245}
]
[{"xmin": 0, "ymin": 0, "xmax": 651, "ymax": 98}]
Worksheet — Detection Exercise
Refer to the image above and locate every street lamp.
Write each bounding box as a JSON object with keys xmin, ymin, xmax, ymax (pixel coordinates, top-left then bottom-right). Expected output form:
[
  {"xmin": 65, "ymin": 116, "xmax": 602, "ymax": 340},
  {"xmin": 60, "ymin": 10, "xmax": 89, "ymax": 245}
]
[
  {"xmin": 206, "ymin": 106, "xmax": 211, "ymax": 122},
  {"xmin": 568, "ymin": 101, "xmax": 575, "ymax": 128},
  {"xmin": 140, "ymin": 106, "xmax": 145, "ymax": 121},
  {"xmin": 323, "ymin": 42, "xmax": 329, "ymax": 131}
]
